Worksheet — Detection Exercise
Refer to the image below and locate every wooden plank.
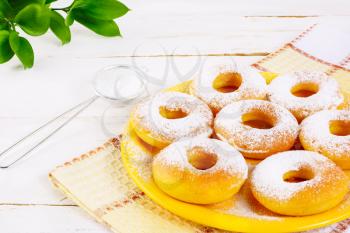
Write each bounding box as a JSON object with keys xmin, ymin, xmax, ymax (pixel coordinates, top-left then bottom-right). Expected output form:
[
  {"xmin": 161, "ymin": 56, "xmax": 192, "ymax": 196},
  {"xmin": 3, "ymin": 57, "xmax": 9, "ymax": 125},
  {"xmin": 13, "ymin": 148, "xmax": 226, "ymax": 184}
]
[
  {"xmin": 3, "ymin": 0, "xmax": 342, "ymax": 59},
  {"xmin": 25, "ymin": 17, "xmax": 318, "ymax": 58},
  {"xmin": 118, "ymin": 0, "xmax": 350, "ymax": 16},
  {"xmin": 0, "ymin": 205, "xmax": 110, "ymax": 233},
  {"xmin": 53, "ymin": 0, "xmax": 350, "ymax": 17},
  {"xmin": 0, "ymin": 118, "xmax": 113, "ymax": 205}
]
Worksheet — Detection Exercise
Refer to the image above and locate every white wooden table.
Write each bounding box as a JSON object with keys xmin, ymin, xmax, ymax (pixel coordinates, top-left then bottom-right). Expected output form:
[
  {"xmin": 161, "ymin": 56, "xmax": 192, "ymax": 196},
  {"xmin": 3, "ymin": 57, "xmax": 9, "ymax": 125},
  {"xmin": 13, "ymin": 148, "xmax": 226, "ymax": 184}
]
[{"xmin": 0, "ymin": 0, "xmax": 349, "ymax": 232}]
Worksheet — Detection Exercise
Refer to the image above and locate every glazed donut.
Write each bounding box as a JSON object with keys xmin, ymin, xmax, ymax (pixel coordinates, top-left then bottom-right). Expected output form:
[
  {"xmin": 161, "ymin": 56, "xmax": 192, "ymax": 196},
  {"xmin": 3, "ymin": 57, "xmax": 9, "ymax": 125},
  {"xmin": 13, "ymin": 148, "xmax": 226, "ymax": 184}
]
[
  {"xmin": 268, "ymin": 71, "xmax": 343, "ymax": 122},
  {"xmin": 152, "ymin": 137, "xmax": 248, "ymax": 204},
  {"xmin": 214, "ymin": 100, "xmax": 299, "ymax": 159},
  {"xmin": 250, "ymin": 151, "xmax": 348, "ymax": 216},
  {"xmin": 189, "ymin": 59, "xmax": 267, "ymax": 113},
  {"xmin": 300, "ymin": 110, "xmax": 350, "ymax": 169},
  {"xmin": 130, "ymin": 92, "xmax": 213, "ymax": 149}
]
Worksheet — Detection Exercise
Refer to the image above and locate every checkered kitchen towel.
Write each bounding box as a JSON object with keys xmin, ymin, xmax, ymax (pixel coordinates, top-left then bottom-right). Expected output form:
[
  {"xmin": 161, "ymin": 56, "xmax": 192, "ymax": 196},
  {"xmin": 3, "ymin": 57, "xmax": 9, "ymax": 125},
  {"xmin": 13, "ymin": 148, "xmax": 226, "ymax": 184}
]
[
  {"xmin": 253, "ymin": 23, "xmax": 350, "ymax": 109},
  {"xmin": 50, "ymin": 24, "xmax": 350, "ymax": 233}
]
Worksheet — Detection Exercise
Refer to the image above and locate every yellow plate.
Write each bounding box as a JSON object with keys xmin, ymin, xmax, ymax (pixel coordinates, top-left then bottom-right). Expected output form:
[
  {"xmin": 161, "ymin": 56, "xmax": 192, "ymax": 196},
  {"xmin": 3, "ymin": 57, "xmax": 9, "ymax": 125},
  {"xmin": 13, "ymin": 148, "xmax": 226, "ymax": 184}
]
[{"xmin": 121, "ymin": 73, "xmax": 350, "ymax": 233}]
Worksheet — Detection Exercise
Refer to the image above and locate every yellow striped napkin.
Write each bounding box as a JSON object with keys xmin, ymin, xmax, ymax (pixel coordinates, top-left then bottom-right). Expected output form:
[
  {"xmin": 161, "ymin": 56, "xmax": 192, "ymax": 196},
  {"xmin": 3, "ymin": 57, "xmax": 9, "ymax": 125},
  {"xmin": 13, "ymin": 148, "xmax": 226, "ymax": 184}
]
[
  {"xmin": 252, "ymin": 23, "xmax": 350, "ymax": 109},
  {"xmin": 49, "ymin": 138, "xmax": 226, "ymax": 233}
]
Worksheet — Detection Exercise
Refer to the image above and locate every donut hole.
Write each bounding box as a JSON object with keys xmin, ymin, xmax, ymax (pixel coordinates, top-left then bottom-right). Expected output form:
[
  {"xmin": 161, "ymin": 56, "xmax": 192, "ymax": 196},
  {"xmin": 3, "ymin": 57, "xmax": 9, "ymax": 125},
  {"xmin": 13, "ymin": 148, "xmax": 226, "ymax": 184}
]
[
  {"xmin": 291, "ymin": 82, "xmax": 319, "ymax": 97},
  {"xmin": 283, "ymin": 167, "xmax": 314, "ymax": 183},
  {"xmin": 213, "ymin": 72, "xmax": 242, "ymax": 93},
  {"xmin": 159, "ymin": 106, "xmax": 188, "ymax": 119},
  {"xmin": 187, "ymin": 147, "xmax": 218, "ymax": 170},
  {"xmin": 329, "ymin": 120, "xmax": 350, "ymax": 136},
  {"xmin": 241, "ymin": 111, "xmax": 275, "ymax": 129}
]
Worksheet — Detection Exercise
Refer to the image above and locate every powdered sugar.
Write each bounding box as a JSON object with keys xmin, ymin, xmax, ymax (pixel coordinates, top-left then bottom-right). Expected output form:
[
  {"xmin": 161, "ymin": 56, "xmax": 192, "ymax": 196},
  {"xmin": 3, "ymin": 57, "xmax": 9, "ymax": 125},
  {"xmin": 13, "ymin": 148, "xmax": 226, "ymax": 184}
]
[
  {"xmin": 268, "ymin": 71, "xmax": 343, "ymax": 121},
  {"xmin": 214, "ymin": 100, "xmax": 299, "ymax": 157},
  {"xmin": 133, "ymin": 91, "xmax": 213, "ymax": 144},
  {"xmin": 121, "ymin": 132, "xmax": 154, "ymax": 181},
  {"xmin": 190, "ymin": 58, "xmax": 267, "ymax": 112},
  {"xmin": 251, "ymin": 151, "xmax": 337, "ymax": 201},
  {"xmin": 211, "ymin": 183, "xmax": 282, "ymax": 221},
  {"xmin": 153, "ymin": 137, "xmax": 248, "ymax": 178},
  {"xmin": 300, "ymin": 110, "xmax": 350, "ymax": 159}
]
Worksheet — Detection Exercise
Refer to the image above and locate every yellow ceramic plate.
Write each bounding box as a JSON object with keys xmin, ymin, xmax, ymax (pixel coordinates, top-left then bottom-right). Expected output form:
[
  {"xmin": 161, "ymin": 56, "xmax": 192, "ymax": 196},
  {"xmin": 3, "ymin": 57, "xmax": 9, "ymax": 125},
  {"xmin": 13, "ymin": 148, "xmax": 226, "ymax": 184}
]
[{"xmin": 121, "ymin": 73, "xmax": 350, "ymax": 232}]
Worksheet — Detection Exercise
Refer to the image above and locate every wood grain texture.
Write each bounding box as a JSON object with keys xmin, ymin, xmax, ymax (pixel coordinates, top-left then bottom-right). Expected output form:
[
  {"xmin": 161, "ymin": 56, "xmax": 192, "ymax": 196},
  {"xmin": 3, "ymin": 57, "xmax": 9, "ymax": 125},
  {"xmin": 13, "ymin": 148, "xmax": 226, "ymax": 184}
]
[
  {"xmin": 0, "ymin": 205, "xmax": 110, "ymax": 233},
  {"xmin": 19, "ymin": 16, "xmax": 318, "ymax": 58},
  {"xmin": 4, "ymin": 0, "xmax": 348, "ymax": 59}
]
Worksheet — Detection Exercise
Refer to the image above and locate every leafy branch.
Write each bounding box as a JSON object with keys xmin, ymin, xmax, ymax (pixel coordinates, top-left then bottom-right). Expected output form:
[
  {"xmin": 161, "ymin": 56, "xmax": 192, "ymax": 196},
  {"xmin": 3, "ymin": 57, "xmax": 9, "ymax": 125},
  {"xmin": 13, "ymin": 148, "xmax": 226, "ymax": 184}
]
[{"xmin": 0, "ymin": 0, "xmax": 129, "ymax": 68}]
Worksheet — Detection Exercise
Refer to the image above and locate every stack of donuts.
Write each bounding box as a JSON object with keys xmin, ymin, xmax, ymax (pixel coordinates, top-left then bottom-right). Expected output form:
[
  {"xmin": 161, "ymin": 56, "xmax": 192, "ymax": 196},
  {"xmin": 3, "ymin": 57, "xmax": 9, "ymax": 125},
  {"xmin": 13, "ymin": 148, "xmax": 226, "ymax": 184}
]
[{"xmin": 128, "ymin": 59, "xmax": 350, "ymax": 216}]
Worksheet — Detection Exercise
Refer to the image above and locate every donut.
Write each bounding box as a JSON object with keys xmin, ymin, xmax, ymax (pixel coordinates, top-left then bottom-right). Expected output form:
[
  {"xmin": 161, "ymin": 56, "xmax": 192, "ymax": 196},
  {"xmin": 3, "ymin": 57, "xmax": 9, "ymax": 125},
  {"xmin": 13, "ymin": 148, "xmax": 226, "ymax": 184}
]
[
  {"xmin": 152, "ymin": 137, "xmax": 248, "ymax": 204},
  {"xmin": 250, "ymin": 151, "xmax": 348, "ymax": 216},
  {"xmin": 300, "ymin": 110, "xmax": 350, "ymax": 169},
  {"xmin": 268, "ymin": 71, "xmax": 343, "ymax": 122},
  {"xmin": 214, "ymin": 100, "xmax": 299, "ymax": 159},
  {"xmin": 189, "ymin": 59, "xmax": 267, "ymax": 113},
  {"xmin": 130, "ymin": 92, "xmax": 213, "ymax": 149}
]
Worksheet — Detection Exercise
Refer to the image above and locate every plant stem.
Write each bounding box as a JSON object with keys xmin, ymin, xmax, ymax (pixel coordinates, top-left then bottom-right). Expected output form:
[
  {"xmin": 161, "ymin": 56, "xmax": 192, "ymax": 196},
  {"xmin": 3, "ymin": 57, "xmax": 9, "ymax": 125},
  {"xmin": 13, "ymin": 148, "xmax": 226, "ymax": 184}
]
[
  {"xmin": 51, "ymin": 7, "xmax": 70, "ymax": 12},
  {"xmin": 8, "ymin": 20, "xmax": 16, "ymax": 31}
]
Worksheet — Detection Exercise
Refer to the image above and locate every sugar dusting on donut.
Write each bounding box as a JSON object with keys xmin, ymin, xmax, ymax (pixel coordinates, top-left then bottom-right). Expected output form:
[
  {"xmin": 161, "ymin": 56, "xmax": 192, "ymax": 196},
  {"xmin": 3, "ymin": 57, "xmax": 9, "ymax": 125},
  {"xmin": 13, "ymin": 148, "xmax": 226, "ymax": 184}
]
[
  {"xmin": 190, "ymin": 59, "xmax": 267, "ymax": 112},
  {"xmin": 268, "ymin": 71, "xmax": 343, "ymax": 121},
  {"xmin": 251, "ymin": 151, "xmax": 343, "ymax": 201},
  {"xmin": 122, "ymin": 132, "xmax": 153, "ymax": 181},
  {"xmin": 154, "ymin": 137, "xmax": 248, "ymax": 178},
  {"xmin": 222, "ymin": 196, "xmax": 281, "ymax": 220},
  {"xmin": 300, "ymin": 110, "xmax": 350, "ymax": 158},
  {"xmin": 215, "ymin": 100, "xmax": 299, "ymax": 156},
  {"xmin": 133, "ymin": 92, "xmax": 213, "ymax": 142},
  {"xmin": 207, "ymin": 179, "xmax": 283, "ymax": 220}
]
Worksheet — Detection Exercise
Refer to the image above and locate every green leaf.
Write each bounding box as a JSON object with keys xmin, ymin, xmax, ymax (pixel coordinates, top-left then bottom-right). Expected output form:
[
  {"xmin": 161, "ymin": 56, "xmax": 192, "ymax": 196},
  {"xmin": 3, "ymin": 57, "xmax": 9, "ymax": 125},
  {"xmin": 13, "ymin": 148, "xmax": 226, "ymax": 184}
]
[
  {"xmin": 50, "ymin": 10, "xmax": 70, "ymax": 44},
  {"xmin": 73, "ymin": 10, "xmax": 120, "ymax": 37},
  {"xmin": 65, "ymin": 12, "xmax": 74, "ymax": 26},
  {"xmin": 45, "ymin": 0, "xmax": 56, "ymax": 4},
  {"xmin": 8, "ymin": 0, "xmax": 44, "ymax": 12},
  {"xmin": 0, "ymin": 0, "xmax": 14, "ymax": 18},
  {"xmin": 9, "ymin": 31, "xmax": 34, "ymax": 68},
  {"xmin": 0, "ymin": 19, "xmax": 9, "ymax": 30},
  {"xmin": 0, "ymin": 30, "xmax": 14, "ymax": 63},
  {"xmin": 72, "ymin": 0, "xmax": 129, "ymax": 20},
  {"xmin": 15, "ymin": 3, "xmax": 50, "ymax": 36}
]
